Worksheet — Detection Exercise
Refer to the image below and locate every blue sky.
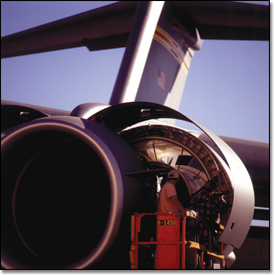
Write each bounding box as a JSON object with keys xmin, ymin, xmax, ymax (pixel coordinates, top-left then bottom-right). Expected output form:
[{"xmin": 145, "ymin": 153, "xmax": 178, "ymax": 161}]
[{"xmin": 1, "ymin": 1, "xmax": 269, "ymax": 143}]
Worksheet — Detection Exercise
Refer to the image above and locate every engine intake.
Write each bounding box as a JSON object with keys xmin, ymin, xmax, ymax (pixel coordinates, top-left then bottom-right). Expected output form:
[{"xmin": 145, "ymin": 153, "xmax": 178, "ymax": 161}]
[{"xmin": 1, "ymin": 117, "xmax": 146, "ymax": 269}]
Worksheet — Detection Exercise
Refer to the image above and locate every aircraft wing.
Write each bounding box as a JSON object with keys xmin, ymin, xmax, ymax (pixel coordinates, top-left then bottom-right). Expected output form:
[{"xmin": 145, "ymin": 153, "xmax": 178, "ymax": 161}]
[
  {"xmin": 1, "ymin": 1, "xmax": 269, "ymax": 58},
  {"xmin": 1, "ymin": 100, "xmax": 71, "ymax": 117}
]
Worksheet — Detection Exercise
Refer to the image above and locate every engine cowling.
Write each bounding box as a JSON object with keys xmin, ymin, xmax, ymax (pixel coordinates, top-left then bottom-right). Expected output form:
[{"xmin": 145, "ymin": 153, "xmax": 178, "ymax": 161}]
[{"xmin": 1, "ymin": 116, "xmax": 148, "ymax": 269}]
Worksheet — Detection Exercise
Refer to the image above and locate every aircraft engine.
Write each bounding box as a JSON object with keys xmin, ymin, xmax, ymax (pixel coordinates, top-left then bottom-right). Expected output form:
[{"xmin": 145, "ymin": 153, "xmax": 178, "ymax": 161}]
[
  {"xmin": 1, "ymin": 116, "xmax": 149, "ymax": 269},
  {"xmin": 1, "ymin": 102, "xmax": 255, "ymax": 269}
]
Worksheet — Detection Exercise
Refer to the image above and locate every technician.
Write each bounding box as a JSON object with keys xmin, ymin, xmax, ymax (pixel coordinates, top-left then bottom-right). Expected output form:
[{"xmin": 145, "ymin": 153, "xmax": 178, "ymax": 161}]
[{"xmin": 158, "ymin": 169, "xmax": 189, "ymax": 217}]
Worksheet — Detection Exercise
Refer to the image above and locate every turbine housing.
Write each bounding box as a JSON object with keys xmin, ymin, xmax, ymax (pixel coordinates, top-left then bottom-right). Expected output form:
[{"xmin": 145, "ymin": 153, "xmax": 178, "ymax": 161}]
[{"xmin": 1, "ymin": 116, "xmax": 147, "ymax": 269}]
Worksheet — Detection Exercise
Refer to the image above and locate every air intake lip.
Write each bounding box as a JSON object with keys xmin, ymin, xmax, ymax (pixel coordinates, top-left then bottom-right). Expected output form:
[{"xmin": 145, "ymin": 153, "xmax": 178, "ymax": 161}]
[{"xmin": 1, "ymin": 116, "xmax": 145, "ymax": 269}]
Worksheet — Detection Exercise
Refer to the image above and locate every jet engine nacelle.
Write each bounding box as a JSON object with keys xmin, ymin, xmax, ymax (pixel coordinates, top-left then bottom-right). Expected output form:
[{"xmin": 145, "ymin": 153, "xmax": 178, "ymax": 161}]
[{"xmin": 1, "ymin": 116, "xmax": 148, "ymax": 269}]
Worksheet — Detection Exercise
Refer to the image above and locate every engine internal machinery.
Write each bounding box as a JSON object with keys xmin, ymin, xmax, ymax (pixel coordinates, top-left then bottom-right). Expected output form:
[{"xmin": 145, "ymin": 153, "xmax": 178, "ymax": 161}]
[{"xmin": 121, "ymin": 124, "xmax": 233, "ymax": 216}]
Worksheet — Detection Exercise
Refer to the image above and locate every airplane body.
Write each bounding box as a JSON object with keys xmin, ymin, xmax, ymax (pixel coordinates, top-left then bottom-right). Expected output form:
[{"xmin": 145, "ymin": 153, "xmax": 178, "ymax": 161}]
[{"xmin": 1, "ymin": 1, "xmax": 269, "ymax": 270}]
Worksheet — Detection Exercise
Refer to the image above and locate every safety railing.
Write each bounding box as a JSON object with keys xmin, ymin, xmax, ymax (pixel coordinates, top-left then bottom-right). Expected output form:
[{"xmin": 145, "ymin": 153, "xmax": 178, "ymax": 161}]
[{"xmin": 130, "ymin": 212, "xmax": 225, "ymax": 269}]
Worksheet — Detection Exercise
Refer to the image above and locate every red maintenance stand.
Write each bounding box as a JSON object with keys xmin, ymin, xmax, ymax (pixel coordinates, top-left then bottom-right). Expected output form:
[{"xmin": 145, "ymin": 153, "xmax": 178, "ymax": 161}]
[
  {"xmin": 130, "ymin": 212, "xmax": 189, "ymax": 269},
  {"xmin": 130, "ymin": 212, "xmax": 225, "ymax": 269}
]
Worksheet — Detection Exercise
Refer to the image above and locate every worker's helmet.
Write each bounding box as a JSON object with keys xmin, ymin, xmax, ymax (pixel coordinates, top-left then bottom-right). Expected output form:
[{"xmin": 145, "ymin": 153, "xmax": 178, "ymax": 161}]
[
  {"xmin": 167, "ymin": 170, "xmax": 179, "ymax": 180},
  {"xmin": 204, "ymin": 180, "xmax": 217, "ymax": 192}
]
